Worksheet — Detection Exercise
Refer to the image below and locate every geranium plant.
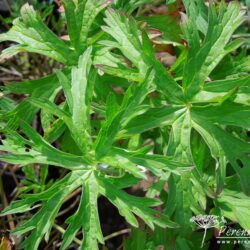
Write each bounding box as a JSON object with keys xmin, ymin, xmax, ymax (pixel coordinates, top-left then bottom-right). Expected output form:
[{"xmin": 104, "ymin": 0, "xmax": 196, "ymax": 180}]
[{"xmin": 0, "ymin": 0, "xmax": 249, "ymax": 249}]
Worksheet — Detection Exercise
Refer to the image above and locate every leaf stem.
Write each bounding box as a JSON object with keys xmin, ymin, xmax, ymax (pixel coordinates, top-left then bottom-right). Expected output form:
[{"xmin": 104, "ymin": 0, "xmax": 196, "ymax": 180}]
[
  {"xmin": 53, "ymin": 224, "xmax": 82, "ymax": 245},
  {"xmin": 104, "ymin": 228, "xmax": 131, "ymax": 241},
  {"xmin": 201, "ymin": 228, "xmax": 207, "ymax": 248}
]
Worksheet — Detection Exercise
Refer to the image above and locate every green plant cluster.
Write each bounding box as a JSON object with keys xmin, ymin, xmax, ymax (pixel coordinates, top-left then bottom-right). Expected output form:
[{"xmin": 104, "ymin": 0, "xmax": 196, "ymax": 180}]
[{"xmin": 0, "ymin": 0, "xmax": 250, "ymax": 249}]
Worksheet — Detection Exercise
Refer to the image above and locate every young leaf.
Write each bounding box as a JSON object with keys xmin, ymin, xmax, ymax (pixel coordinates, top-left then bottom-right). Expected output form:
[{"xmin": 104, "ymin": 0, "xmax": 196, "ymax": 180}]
[
  {"xmin": 215, "ymin": 189, "xmax": 250, "ymax": 230},
  {"xmin": 0, "ymin": 4, "xmax": 75, "ymax": 64},
  {"xmin": 167, "ymin": 111, "xmax": 193, "ymax": 164},
  {"xmin": 97, "ymin": 174, "xmax": 178, "ymax": 230},
  {"xmin": 102, "ymin": 9, "xmax": 184, "ymax": 104},
  {"xmin": 60, "ymin": 173, "xmax": 103, "ymax": 250},
  {"xmin": 102, "ymin": 8, "xmax": 148, "ymax": 74},
  {"xmin": 94, "ymin": 69, "xmax": 155, "ymax": 159},
  {"xmin": 81, "ymin": 173, "xmax": 104, "ymax": 250},
  {"xmin": 71, "ymin": 47, "xmax": 93, "ymax": 139},
  {"xmin": 193, "ymin": 75, "xmax": 250, "ymax": 105},
  {"xmin": 192, "ymin": 115, "xmax": 250, "ymax": 194},
  {"xmin": 57, "ymin": 49, "xmax": 95, "ymax": 154},
  {"xmin": 182, "ymin": 1, "xmax": 245, "ymax": 98},
  {"xmin": 0, "ymin": 122, "xmax": 91, "ymax": 169},
  {"xmin": 124, "ymin": 106, "xmax": 186, "ymax": 134},
  {"xmin": 110, "ymin": 147, "xmax": 193, "ymax": 177},
  {"xmin": 191, "ymin": 102, "xmax": 250, "ymax": 129},
  {"xmin": 63, "ymin": 0, "xmax": 108, "ymax": 54},
  {"xmin": 1, "ymin": 171, "xmax": 90, "ymax": 250}
]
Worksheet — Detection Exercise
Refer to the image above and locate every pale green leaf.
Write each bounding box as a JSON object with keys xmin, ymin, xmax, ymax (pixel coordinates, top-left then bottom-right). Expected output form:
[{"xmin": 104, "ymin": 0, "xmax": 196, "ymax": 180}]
[
  {"xmin": 111, "ymin": 147, "xmax": 193, "ymax": 177},
  {"xmin": 124, "ymin": 106, "xmax": 185, "ymax": 134},
  {"xmin": 94, "ymin": 69, "xmax": 155, "ymax": 159},
  {"xmin": 182, "ymin": 2, "xmax": 245, "ymax": 98},
  {"xmin": 0, "ymin": 121, "xmax": 91, "ymax": 169},
  {"xmin": 63, "ymin": 0, "xmax": 108, "ymax": 53},
  {"xmin": 192, "ymin": 115, "xmax": 250, "ymax": 194},
  {"xmin": 0, "ymin": 4, "xmax": 75, "ymax": 64},
  {"xmin": 215, "ymin": 189, "xmax": 250, "ymax": 230},
  {"xmin": 97, "ymin": 174, "xmax": 178, "ymax": 229}
]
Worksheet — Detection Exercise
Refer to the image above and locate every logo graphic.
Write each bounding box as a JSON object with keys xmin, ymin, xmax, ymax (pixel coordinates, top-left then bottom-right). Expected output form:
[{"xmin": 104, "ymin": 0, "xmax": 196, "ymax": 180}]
[
  {"xmin": 190, "ymin": 215, "xmax": 222, "ymax": 247},
  {"xmin": 190, "ymin": 215, "xmax": 250, "ymax": 248}
]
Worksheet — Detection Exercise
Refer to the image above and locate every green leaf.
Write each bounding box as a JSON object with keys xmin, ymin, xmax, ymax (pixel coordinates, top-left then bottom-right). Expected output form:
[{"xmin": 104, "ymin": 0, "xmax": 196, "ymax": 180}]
[
  {"xmin": 182, "ymin": 1, "xmax": 245, "ymax": 98},
  {"xmin": 111, "ymin": 147, "xmax": 193, "ymax": 177},
  {"xmin": 28, "ymin": 97, "xmax": 93, "ymax": 158},
  {"xmin": 0, "ymin": 44, "xmax": 27, "ymax": 61},
  {"xmin": 97, "ymin": 174, "xmax": 178, "ymax": 230},
  {"xmin": 166, "ymin": 0, "xmax": 177, "ymax": 4},
  {"xmin": 0, "ymin": 96, "xmax": 15, "ymax": 112},
  {"xmin": 81, "ymin": 173, "xmax": 103, "ymax": 249},
  {"xmin": 1, "ymin": 171, "xmax": 90, "ymax": 250},
  {"xmin": 94, "ymin": 69, "xmax": 155, "ymax": 159},
  {"xmin": 28, "ymin": 97, "xmax": 70, "ymax": 121},
  {"xmin": 102, "ymin": 9, "xmax": 184, "ymax": 104},
  {"xmin": 192, "ymin": 115, "xmax": 250, "ymax": 194},
  {"xmin": 124, "ymin": 227, "xmax": 147, "ymax": 250},
  {"xmin": 71, "ymin": 47, "xmax": 93, "ymax": 138},
  {"xmin": 105, "ymin": 174, "xmax": 139, "ymax": 189},
  {"xmin": 0, "ymin": 199, "xmax": 39, "ymax": 216},
  {"xmin": 0, "ymin": 4, "xmax": 75, "ymax": 64},
  {"xmin": 60, "ymin": 173, "xmax": 103, "ymax": 250},
  {"xmin": 1, "ymin": 1, "xmax": 249, "ymax": 249},
  {"xmin": 57, "ymin": 49, "xmax": 95, "ymax": 154},
  {"xmin": 94, "ymin": 46, "xmax": 143, "ymax": 82},
  {"xmin": 192, "ymin": 102, "xmax": 250, "ymax": 129},
  {"xmin": 63, "ymin": 0, "xmax": 108, "ymax": 54},
  {"xmin": 210, "ymin": 52, "xmax": 250, "ymax": 80},
  {"xmin": 0, "ymin": 121, "xmax": 91, "ymax": 169},
  {"xmin": 44, "ymin": 119, "xmax": 66, "ymax": 143},
  {"xmin": 183, "ymin": 0, "xmax": 208, "ymax": 35},
  {"xmin": 193, "ymin": 75, "xmax": 250, "ymax": 104},
  {"xmin": 167, "ymin": 110, "xmax": 193, "ymax": 164},
  {"xmin": 124, "ymin": 105, "xmax": 185, "ymax": 134},
  {"xmin": 215, "ymin": 189, "xmax": 250, "ymax": 230},
  {"xmin": 166, "ymin": 174, "xmax": 193, "ymax": 234},
  {"xmin": 40, "ymin": 86, "xmax": 60, "ymax": 134},
  {"xmin": 56, "ymin": 71, "xmax": 73, "ymax": 113},
  {"xmin": 95, "ymin": 62, "xmax": 142, "ymax": 82},
  {"xmin": 102, "ymin": 153, "xmax": 147, "ymax": 179},
  {"xmin": 102, "ymin": 8, "xmax": 148, "ymax": 74},
  {"xmin": 6, "ymin": 70, "xmax": 65, "ymax": 95},
  {"xmin": 165, "ymin": 110, "xmax": 194, "ymax": 233},
  {"xmin": 203, "ymin": 75, "xmax": 250, "ymax": 93},
  {"xmin": 2, "ymin": 70, "xmax": 64, "ymax": 130}
]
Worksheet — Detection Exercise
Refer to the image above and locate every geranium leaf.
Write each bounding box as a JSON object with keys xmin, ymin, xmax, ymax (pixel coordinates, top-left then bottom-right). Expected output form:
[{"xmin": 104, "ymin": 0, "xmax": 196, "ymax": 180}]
[
  {"xmin": 182, "ymin": 2, "xmax": 245, "ymax": 98},
  {"xmin": 97, "ymin": 174, "xmax": 178, "ymax": 230},
  {"xmin": 94, "ymin": 69, "xmax": 155, "ymax": 159},
  {"xmin": 63, "ymin": 0, "xmax": 108, "ymax": 54},
  {"xmin": 0, "ymin": 4, "xmax": 75, "ymax": 64}
]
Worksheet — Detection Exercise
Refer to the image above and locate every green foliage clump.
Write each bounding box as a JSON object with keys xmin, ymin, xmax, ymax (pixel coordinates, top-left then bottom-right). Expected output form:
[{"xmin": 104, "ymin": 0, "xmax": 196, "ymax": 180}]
[{"xmin": 0, "ymin": 0, "xmax": 250, "ymax": 249}]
